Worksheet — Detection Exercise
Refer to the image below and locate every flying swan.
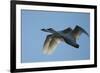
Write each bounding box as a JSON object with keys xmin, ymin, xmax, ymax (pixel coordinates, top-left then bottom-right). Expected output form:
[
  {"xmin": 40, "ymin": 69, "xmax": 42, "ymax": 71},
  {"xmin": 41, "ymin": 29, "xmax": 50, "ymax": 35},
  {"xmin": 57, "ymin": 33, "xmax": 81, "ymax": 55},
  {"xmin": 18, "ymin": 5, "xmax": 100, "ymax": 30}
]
[{"xmin": 41, "ymin": 25, "xmax": 89, "ymax": 55}]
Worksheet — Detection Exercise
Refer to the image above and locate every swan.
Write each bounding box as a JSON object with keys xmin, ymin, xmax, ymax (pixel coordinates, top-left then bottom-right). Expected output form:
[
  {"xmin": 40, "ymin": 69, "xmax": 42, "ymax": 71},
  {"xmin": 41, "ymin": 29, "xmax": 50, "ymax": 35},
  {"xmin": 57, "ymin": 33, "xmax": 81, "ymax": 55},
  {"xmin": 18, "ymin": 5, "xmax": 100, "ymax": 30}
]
[{"xmin": 41, "ymin": 25, "xmax": 89, "ymax": 55}]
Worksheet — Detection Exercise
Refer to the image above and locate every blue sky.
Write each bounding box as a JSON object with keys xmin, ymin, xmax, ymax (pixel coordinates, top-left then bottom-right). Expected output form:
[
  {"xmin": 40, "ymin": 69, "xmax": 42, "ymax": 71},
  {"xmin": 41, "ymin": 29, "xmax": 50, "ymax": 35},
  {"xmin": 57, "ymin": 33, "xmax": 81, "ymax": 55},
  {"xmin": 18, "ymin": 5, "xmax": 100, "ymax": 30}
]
[{"xmin": 21, "ymin": 10, "xmax": 90, "ymax": 63}]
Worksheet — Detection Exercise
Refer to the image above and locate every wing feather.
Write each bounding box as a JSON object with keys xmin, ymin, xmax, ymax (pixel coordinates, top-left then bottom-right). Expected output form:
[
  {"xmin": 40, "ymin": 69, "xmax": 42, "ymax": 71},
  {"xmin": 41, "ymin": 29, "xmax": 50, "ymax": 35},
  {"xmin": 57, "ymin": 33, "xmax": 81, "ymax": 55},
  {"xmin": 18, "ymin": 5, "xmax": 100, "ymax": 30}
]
[
  {"xmin": 43, "ymin": 35, "xmax": 61, "ymax": 55},
  {"xmin": 47, "ymin": 37, "xmax": 60, "ymax": 54},
  {"xmin": 42, "ymin": 35, "xmax": 52, "ymax": 54},
  {"xmin": 72, "ymin": 25, "xmax": 89, "ymax": 40},
  {"xmin": 62, "ymin": 28, "xmax": 72, "ymax": 34}
]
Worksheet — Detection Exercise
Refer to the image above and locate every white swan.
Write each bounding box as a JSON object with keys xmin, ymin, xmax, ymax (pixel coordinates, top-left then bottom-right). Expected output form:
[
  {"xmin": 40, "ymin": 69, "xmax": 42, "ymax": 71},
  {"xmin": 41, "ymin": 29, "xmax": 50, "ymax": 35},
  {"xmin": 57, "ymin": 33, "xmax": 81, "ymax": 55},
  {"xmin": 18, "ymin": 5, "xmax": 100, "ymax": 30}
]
[{"xmin": 41, "ymin": 25, "xmax": 89, "ymax": 55}]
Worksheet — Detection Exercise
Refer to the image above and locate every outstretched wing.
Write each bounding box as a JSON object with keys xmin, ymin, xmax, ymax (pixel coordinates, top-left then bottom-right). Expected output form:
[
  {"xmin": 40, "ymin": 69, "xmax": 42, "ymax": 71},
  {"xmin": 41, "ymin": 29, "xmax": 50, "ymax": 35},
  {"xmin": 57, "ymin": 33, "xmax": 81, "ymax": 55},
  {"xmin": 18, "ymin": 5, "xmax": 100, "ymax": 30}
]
[
  {"xmin": 47, "ymin": 37, "xmax": 61, "ymax": 54},
  {"xmin": 72, "ymin": 25, "xmax": 89, "ymax": 40},
  {"xmin": 42, "ymin": 35, "xmax": 61, "ymax": 55},
  {"xmin": 42, "ymin": 35, "xmax": 52, "ymax": 54}
]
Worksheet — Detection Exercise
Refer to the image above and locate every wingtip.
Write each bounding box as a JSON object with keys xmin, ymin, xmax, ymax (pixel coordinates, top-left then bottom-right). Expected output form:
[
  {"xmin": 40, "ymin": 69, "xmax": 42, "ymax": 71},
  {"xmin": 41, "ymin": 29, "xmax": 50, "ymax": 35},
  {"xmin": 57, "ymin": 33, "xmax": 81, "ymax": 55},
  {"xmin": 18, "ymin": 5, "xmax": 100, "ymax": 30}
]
[
  {"xmin": 75, "ymin": 25, "xmax": 89, "ymax": 37},
  {"xmin": 41, "ymin": 29, "xmax": 44, "ymax": 31},
  {"xmin": 43, "ymin": 48, "xmax": 53, "ymax": 55}
]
